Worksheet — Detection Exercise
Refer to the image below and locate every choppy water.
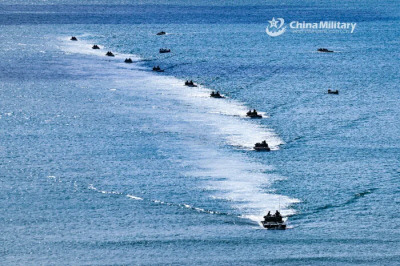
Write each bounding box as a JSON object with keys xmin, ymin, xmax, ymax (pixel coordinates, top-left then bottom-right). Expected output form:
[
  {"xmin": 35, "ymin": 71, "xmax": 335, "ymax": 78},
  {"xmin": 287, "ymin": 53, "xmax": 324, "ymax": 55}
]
[{"xmin": 1, "ymin": 1, "xmax": 400, "ymax": 264}]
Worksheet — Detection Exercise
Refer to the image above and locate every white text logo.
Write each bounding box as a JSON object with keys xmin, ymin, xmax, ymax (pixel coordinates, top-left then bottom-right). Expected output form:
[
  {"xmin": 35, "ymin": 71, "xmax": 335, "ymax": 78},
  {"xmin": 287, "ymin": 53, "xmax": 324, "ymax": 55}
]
[{"xmin": 266, "ymin": 18, "xmax": 357, "ymax": 37}]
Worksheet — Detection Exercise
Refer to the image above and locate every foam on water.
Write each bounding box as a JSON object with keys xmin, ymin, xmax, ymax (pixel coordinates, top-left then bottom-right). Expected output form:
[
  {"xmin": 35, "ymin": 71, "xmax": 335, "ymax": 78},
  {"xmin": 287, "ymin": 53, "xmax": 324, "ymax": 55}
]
[
  {"xmin": 61, "ymin": 36, "xmax": 298, "ymax": 225},
  {"xmin": 187, "ymin": 147, "xmax": 300, "ymax": 222},
  {"xmin": 127, "ymin": 195, "xmax": 144, "ymax": 200},
  {"xmin": 89, "ymin": 185, "xmax": 229, "ymax": 217},
  {"xmin": 88, "ymin": 184, "xmax": 123, "ymax": 195}
]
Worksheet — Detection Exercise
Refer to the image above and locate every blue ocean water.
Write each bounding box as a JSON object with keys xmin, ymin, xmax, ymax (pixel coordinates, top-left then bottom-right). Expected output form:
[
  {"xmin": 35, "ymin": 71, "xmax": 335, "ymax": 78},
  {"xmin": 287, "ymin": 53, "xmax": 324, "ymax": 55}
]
[{"xmin": 1, "ymin": 1, "xmax": 399, "ymax": 264}]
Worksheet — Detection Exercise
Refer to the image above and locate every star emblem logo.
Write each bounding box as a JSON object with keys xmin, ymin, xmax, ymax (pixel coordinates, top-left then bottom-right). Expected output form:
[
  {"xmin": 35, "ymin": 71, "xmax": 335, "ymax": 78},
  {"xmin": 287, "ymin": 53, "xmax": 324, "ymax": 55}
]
[
  {"xmin": 266, "ymin": 18, "xmax": 286, "ymax": 37},
  {"xmin": 268, "ymin": 17, "xmax": 279, "ymax": 28}
]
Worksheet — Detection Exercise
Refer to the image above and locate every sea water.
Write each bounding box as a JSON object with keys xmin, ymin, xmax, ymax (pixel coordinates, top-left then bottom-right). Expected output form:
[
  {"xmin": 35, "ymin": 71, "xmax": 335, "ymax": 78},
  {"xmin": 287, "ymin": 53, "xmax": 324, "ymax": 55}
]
[{"xmin": 1, "ymin": 0, "xmax": 399, "ymax": 264}]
